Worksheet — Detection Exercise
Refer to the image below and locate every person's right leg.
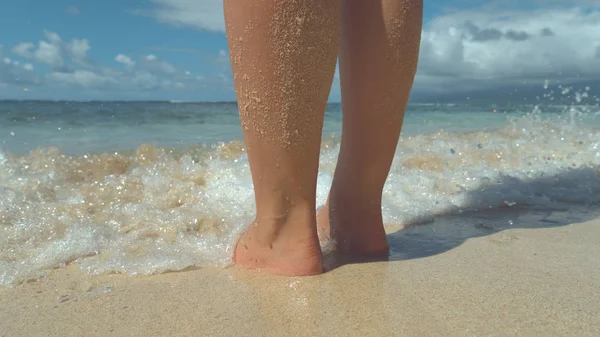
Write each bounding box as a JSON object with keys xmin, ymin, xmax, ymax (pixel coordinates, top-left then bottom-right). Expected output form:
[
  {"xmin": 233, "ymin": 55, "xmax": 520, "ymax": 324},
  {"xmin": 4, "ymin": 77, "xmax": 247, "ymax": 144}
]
[
  {"xmin": 224, "ymin": 0, "xmax": 341, "ymax": 276},
  {"xmin": 318, "ymin": 0, "xmax": 423, "ymax": 257}
]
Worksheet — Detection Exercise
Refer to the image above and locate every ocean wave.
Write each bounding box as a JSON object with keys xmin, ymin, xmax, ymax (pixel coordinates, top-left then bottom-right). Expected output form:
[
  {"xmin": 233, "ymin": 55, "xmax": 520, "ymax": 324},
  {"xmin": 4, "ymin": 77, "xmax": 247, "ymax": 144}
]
[{"xmin": 1, "ymin": 113, "xmax": 599, "ymax": 286}]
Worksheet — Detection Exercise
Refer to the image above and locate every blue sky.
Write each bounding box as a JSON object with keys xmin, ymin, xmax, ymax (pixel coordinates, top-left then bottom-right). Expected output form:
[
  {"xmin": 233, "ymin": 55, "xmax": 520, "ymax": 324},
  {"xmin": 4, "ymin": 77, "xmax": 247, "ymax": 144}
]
[{"xmin": 1, "ymin": 0, "xmax": 599, "ymax": 101}]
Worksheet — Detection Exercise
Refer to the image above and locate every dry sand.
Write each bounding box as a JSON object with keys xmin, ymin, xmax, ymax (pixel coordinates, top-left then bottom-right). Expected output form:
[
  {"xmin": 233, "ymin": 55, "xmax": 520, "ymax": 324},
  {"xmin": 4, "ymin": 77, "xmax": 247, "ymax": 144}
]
[{"xmin": 2, "ymin": 216, "xmax": 599, "ymax": 336}]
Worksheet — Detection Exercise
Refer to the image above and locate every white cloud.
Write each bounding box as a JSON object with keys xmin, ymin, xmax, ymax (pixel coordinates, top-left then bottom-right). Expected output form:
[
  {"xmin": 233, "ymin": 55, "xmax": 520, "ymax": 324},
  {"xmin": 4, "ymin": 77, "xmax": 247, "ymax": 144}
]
[
  {"xmin": 0, "ymin": 47, "xmax": 41, "ymax": 86},
  {"xmin": 216, "ymin": 49, "xmax": 228, "ymax": 62},
  {"xmin": 2, "ymin": 30, "xmax": 224, "ymax": 95},
  {"xmin": 115, "ymin": 54, "xmax": 136, "ymax": 68},
  {"xmin": 46, "ymin": 52, "xmax": 186, "ymax": 91},
  {"xmin": 138, "ymin": 0, "xmax": 600, "ymax": 97},
  {"xmin": 416, "ymin": 6, "xmax": 600, "ymax": 93},
  {"xmin": 4, "ymin": 1, "xmax": 600, "ymax": 100},
  {"xmin": 12, "ymin": 42, "xmax": 34, "ymax": 58},
  {"xmin": 11, "ymin": 30, "xmax": 91, "ymax": 70},
  {"xmin": 69, "ymin": 39, "xmax": 91, "ymax": 62},
  {"xmin": 34, "ymin": 40, "xmax": 64, "ymax": 68},
  {"xmin": 214, "ymin": 49, "xmax": 230, "ymax": 72},
  {"xmin": 141, "ymin": 54, "xmax": 176, "ymax": 74},
  {"xmin": 44, "ymin": 30, "xmax": 62, "ymax": 45},
  {"xmin": 48, "ymin": 69, "xmax": 118, "ymax": 88},
  {"xmin": 139, "ymin": 0, "xmax": 225, "ymax": 31}
]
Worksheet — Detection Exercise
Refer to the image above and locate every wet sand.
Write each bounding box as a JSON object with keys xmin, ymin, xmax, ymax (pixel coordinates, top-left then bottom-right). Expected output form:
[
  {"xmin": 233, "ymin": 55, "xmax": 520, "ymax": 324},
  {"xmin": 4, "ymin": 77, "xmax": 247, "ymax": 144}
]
[{"xmin": 2, "ymin": 216, "xmax": 599, "ymax": 336}]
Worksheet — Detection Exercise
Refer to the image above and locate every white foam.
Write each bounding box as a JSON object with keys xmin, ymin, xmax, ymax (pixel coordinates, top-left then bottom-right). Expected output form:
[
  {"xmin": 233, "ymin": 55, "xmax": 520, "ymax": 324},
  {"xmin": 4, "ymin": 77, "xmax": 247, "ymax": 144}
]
[{"xmin": 0, "ymin": 112, "xmax": 599, "ymax": 286}]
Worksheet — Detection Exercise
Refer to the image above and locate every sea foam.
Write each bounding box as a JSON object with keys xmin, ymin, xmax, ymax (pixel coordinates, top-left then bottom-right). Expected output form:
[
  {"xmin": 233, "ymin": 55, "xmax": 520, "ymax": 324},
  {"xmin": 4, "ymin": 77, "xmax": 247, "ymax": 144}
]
[{"xmin": 1, "ymin": 111, "xmax": 599, "ymax": 286}]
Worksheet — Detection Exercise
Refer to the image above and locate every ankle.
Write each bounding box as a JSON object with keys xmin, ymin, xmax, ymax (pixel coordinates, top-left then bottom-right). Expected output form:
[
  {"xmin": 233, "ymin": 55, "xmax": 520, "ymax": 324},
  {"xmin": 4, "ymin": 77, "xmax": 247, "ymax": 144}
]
[{"xmin": 254, "ymin": 202, "xmax": 317, "ymax": 244}]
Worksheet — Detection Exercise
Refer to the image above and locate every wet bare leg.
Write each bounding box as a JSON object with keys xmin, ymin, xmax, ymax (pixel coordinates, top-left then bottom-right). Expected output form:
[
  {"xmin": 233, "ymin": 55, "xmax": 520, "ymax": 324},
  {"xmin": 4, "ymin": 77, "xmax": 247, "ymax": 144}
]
[
  {"xmin": 318, "ymin": 0, "xmax": 423, "ymax": 257},
  {"xmin": 224, "ymin": 0, "xmax": 341, "ymax": 276}
]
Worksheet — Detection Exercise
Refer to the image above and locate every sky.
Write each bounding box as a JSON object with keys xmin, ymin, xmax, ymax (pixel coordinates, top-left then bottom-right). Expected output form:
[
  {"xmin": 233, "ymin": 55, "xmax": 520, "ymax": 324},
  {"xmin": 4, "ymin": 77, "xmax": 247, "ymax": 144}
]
[{"xmin": 0, "ymin": 0, "xmax": 599, "ymax": 102}]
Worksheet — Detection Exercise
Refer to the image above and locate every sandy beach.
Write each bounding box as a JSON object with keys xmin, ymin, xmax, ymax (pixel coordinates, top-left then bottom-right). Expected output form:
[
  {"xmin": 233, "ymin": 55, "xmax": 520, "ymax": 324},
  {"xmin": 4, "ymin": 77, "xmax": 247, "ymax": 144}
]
[{"xmin": 2, "ymin": 213, "xmax": 599, "ymax": 337}]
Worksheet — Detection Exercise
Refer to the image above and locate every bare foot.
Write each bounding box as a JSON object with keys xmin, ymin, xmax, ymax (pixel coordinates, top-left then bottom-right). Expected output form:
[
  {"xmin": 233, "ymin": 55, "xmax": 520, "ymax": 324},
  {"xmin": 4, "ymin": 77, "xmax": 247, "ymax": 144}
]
[
  {"xmin": 317, "ymin": 200, "xmax": 390, "ymax": 259},
  {"xmin": 233, "ymin": 219, "xmax": 324, "ymax": 277}
]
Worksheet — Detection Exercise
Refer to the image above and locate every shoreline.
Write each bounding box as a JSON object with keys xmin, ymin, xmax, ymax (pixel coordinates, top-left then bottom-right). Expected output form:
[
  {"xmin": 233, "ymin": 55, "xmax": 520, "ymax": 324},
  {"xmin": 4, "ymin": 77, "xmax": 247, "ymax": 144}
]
[{"xmin": 2, "ymin": 216, "xmax": 599, "ymax": 336}]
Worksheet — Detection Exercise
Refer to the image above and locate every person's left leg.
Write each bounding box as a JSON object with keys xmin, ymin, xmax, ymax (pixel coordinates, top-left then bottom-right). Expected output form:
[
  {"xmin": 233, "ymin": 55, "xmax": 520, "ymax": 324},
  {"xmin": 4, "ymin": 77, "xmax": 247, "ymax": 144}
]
[
  {"xmin": 317, "ymin": 0, "xmax": 423, "ymax": 259},
  {"xmin": 224, "ymin": 0, "xmax": 341, "ymax": 276}
]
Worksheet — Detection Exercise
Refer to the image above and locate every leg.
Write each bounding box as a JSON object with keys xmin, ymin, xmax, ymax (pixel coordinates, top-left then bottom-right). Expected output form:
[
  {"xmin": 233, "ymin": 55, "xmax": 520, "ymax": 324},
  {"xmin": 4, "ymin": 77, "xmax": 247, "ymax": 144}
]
[
  {"xmin": 224, "ymin": 0, "xmax": 341, "ymax": 276},
  {"xmin": 318, "ymin": 0, "xmax": 423, "ymax": 257}
]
